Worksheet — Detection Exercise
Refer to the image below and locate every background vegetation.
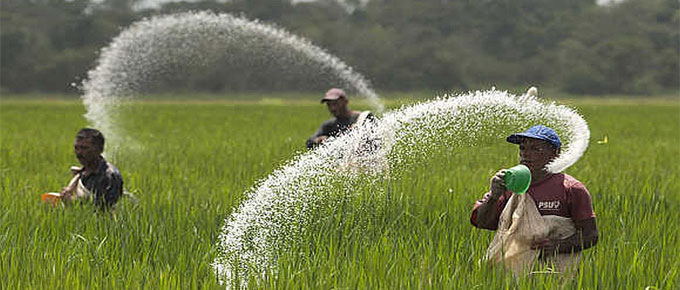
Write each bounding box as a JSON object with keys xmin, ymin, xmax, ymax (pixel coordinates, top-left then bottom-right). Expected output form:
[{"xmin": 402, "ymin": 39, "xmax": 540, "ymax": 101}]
[
  {"xmin": 1, "ymin": 97, "xmax": 678, "ymax": 288},
  {"xmin": 1, "ymin": 0, "xmax": 678, "ymax": 95}
]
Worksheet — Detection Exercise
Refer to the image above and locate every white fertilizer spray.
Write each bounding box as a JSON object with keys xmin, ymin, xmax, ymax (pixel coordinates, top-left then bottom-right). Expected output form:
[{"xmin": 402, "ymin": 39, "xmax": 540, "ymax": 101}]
[
  {"xmin": 76, "ymin": 11, "xmax": 589, "ymax": 288},
  {"xmin": 213, "ymin": 89, "xmax": 590, "ymax": 286},
  {"xmin": 81, "ymin": 11, "xmax": 384, "ymax": 150}
]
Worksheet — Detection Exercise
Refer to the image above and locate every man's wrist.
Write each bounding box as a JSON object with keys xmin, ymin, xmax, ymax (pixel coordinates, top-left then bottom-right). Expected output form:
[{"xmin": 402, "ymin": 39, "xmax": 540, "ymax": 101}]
[
  {"xmin": 557, "ymin": 234, "xmax": 583, "ymax": 253},
  {"xmin": 489, "ymin": 191, "xmax": 503, "ymax": 200},
  {"xmin": 487, "ymin": 194, "xmax": 500, "ymax": 203}
]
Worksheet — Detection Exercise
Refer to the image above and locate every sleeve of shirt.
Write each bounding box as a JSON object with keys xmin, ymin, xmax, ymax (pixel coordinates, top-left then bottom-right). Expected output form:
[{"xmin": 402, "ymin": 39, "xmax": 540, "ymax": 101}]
[
  {"xmin": 568, "ymin": 182, "xmax": 596, "ymax": 221},
  {"xmin": 470, "ymin": 191, "xmax": 510, "ymax": 230},
  {"xmin": 94, "ymin": 170, "xmax": 123, "ymax": 210},
  {"xmin": 106, "ymin": 172, "xmax": 123, "ymax": 207},
  {"xmin": 306, "ymin": 120, "xmax": 333, "ymax": 149}
]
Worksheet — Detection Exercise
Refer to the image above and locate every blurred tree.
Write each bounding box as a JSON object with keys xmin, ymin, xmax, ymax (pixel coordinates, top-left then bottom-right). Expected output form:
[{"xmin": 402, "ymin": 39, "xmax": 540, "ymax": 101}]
[
  {"xmin": 0, "ymin": 0, "xmax": 143, "ymax": 93},
  {"xmin": 0, "ymin": 0, "xmax": 677, "ymax": 95},
  {"xmin": 556, "ymin": 0, "xmax": 679, "ymax": 94}
]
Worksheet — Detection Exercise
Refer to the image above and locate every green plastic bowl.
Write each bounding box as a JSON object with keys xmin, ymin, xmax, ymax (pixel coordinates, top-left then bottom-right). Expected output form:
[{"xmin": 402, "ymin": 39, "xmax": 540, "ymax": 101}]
[{"xmin": 504, "ymin": 164, "xmax": 531, "ymax": 194}]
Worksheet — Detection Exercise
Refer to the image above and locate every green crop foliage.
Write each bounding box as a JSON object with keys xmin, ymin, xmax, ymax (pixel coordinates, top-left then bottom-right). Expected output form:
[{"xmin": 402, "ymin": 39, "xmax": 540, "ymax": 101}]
[{"xmin": 1, "ymin": 97, "xmax": 678, "ymax": 289}]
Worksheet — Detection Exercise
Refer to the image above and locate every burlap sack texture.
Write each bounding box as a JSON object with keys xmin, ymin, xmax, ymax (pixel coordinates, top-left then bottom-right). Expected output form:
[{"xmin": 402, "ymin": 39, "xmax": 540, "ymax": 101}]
[{"xmin": 485, "ymin": 193, "xmax": 580, "ymax": 277}]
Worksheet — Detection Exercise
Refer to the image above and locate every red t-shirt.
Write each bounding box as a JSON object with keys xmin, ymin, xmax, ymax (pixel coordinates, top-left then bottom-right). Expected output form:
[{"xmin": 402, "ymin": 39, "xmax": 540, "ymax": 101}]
[{"xmin": 470, "ymin": 173, "xmax": 595, "ymax": 230}]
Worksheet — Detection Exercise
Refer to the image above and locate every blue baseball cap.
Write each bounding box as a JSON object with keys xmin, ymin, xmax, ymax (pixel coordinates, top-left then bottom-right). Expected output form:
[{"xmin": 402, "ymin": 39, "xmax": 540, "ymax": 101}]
[{"xmin": 506, "ymin": 125, "xmax": 562, "ymax": 149}]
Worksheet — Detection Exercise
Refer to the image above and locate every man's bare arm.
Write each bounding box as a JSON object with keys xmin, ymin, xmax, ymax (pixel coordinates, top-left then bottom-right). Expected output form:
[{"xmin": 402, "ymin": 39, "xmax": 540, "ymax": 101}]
[
  {"xmin": 534, "ymin": 217, "xmax": 599, "ymax": 254},
  {"xmin": 558, "ymin": 217, "xmax": 598, "ymax": 253},
  {"xmin": 474, "ymin": 170, "xmax": 506, "ymax": 229}
]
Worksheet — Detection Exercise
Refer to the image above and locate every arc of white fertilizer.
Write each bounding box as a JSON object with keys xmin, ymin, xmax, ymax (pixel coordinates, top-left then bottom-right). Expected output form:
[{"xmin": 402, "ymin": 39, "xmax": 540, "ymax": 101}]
[
  {"xmin": 213, "ymin": 89, "xmax": 590, "ymax": 286},
  {"xmin": 81, "ymin": 11, "xmax": 384, "ymax": 149}
]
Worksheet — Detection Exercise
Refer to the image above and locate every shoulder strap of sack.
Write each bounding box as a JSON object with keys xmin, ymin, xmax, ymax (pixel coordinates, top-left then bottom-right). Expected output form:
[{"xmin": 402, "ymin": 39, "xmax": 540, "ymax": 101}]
[{"xmin": 351, "ymin": 111, "xmax": 372, "ymax": 129}]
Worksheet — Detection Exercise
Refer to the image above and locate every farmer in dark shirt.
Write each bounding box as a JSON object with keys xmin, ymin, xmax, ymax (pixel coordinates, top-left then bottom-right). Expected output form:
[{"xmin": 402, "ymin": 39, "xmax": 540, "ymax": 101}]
[
  {"xmin": 61, "ymin": 128, "xmax": 123, "ymax": 210},
  {"xmin": 306, "ymin": 88, "xmax": 374, "ymax": 149}
]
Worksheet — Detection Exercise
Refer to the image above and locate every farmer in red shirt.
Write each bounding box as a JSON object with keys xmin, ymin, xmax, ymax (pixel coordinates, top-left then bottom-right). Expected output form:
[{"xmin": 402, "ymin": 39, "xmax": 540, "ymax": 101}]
[{"xmin": 471, "ymin": 125, "xmax": 598, "ymax": 257}]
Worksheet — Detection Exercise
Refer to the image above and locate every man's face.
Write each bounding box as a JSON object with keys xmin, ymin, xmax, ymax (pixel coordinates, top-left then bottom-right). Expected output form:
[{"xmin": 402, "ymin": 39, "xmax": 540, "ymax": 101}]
[
  {"xmin": 518, "ymin": 138, "xmax": 558, "ymax": 174},
  {"xmin": 325, "ymin": 98, "xmax": 347, "ymax": 118},
  {"xmin": 74, "ymin": 137, "xmax": 101, "ymax": 166}
]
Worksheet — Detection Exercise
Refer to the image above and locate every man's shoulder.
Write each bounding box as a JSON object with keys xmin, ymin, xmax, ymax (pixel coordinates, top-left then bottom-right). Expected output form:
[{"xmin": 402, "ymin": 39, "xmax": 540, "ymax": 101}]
[
  {"xmin": 557, "ymin": 173, "xmax": 590, "ymax": 197},
  {"xmin": 102, "ymin": 159, "xmax": 123, "ymax": 178},
  {"xmin": 355, "ymin": 111, "xmax": 375, "ymax": 125},
  {"xmin": 560, "ymin": 173, "xmax": 585, "ymax": 187},
  {"xmin": 321, "ymin": 118, "xmax": 339, "ymax": 127},
  {"xmin": 539, "ymin": 173, "xmax": 586, "ymax": 192}
]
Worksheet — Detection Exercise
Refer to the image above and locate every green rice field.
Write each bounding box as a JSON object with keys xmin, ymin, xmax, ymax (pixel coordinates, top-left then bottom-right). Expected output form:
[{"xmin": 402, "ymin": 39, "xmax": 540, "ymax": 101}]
[{"xmin": 1, "ymin": 96, "xmax": 678, "ymax": 289}]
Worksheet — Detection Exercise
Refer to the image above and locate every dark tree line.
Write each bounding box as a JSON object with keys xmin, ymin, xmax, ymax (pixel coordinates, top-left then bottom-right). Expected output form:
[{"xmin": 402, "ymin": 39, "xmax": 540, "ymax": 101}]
[{"xmin": 1, "ymin": 0, "xmax": 678, "ymax": 95}]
